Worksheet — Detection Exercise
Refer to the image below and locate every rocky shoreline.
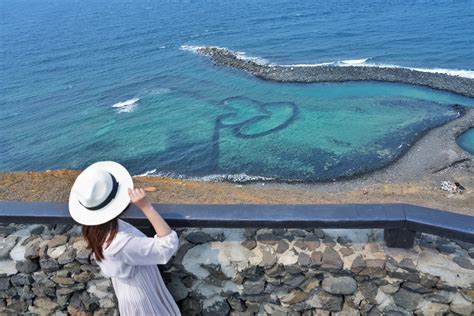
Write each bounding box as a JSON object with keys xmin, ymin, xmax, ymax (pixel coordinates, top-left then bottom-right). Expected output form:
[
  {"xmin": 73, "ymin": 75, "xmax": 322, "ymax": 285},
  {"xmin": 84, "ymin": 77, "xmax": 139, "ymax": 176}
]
[{"xmin": 193, "ymin": 46, "xmax": 474, "ymax": 98}]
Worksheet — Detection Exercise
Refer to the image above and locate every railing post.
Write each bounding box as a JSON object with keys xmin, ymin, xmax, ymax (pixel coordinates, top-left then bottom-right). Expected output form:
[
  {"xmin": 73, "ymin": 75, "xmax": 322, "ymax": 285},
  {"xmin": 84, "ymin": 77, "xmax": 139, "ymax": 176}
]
[{"xmin": 384, "ymin": 228, "xmax": 416, "ymax": 248}]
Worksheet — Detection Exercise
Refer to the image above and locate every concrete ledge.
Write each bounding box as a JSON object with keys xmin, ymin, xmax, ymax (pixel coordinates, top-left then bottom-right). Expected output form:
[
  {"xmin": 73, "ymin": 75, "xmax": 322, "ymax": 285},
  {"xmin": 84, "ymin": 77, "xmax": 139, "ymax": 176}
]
[
  {"xmin": 0, "ymin": 201, "xmax": 473, "ymax": 244},
  {"xmin": 404, "ymin": 204, "xmax": 474, "ymax": 243},
  {"xmin": 124, "ymin": 203, "xmax": 407, "ymax": 229}
]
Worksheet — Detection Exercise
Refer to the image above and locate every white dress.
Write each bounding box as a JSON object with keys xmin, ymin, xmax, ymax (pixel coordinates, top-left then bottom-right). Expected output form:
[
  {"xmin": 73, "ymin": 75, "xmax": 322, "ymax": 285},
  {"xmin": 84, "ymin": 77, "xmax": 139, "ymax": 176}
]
[{"xmin": 95, "ymin": 219, "xmax": 181, "ymax": 316}]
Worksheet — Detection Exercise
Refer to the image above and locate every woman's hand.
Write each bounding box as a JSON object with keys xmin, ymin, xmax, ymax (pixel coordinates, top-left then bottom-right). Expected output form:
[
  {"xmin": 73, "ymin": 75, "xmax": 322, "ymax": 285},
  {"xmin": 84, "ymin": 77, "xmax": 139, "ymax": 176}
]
[
  {"xmin": 128, "ymin": 188, "xmax": 171, "ymax": 237},
  {"xmin": 128, "ymin": 188, "xmax": 153, "ymax": 212}
]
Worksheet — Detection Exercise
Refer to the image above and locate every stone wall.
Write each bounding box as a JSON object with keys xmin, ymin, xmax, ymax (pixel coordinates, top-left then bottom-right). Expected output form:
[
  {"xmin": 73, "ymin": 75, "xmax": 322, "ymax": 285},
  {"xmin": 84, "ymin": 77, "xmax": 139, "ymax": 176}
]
[{"xmin": 0, "ymin": 223, "xmax": 473, "ymax": 315}]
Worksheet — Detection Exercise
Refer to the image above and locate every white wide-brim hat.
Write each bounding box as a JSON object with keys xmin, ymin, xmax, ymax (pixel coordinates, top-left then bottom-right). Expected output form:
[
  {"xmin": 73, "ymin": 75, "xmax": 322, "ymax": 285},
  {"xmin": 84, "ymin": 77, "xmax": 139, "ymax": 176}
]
[{"xmin": 69, "ymin": 161, "xmax": 133, "ymax": 226}]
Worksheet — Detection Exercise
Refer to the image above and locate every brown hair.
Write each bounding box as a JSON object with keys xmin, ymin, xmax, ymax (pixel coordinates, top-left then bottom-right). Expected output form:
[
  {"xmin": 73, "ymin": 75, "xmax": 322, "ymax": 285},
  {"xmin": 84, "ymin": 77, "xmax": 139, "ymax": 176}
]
[{"xmin": 82, "ymin": 217, "xmax": 118, "ymax": 262}]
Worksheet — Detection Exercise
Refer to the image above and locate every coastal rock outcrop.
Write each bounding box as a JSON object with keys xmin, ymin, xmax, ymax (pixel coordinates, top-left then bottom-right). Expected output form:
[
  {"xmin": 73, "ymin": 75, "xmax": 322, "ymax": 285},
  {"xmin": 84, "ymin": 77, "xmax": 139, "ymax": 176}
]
[{"xmin": 192, "ymin": 46, "xmax": 474, "ymax": 98}]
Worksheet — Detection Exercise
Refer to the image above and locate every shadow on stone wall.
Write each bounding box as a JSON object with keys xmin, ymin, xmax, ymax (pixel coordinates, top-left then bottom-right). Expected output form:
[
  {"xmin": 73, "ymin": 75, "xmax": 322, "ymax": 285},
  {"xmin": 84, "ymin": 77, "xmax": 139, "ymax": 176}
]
[{"xmin": 0, "ymin": 223, "xmax": 473, "ymax": 315}]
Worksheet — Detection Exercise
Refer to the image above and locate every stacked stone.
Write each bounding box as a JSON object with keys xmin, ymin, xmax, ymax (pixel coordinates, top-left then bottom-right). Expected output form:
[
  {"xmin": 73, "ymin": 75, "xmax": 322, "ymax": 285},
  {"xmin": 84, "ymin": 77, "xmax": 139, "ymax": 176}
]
[
  {"xmin": 1, "ymin": 223, "xmax": 474, "ymax": 315},
  {"xmin": 168, "ymin": 228, "xmax": 474, "ymax": 315},
  {"xmin": 0, "ymin": 223, "xmax": 118, "ymax": 315}
]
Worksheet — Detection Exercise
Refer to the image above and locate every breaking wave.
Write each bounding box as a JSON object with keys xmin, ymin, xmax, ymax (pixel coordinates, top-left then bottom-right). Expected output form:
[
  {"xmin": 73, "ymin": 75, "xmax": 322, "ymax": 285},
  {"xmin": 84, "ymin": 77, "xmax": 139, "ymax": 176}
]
[
  {"xmin": 132, "ymin": 169, "xmax": 274, "ymax": 183},
  {"xmin": 179, "ymin": 45, "xmax": 207, "ymax": 53},
  {"xmin": 285, "ymin": 59, "xmax": 474, "ymax": 79},
  {"xmin": 180, "ymin": 45, "xmax": 269, "ymax": 65},
  {"xmin": 181, "ymin": 45, "xmax": 474, "ymax": 79},
  {"xmin": 134, "ymin": 169, "xmax": 157, "ymax": 177},
  {"xmin": 112, "ymin": 97, "xmax": 139, "ymax": 108},
  {"xmin": 112, "ymin": 97, "xmax": 139, "ymax": 113},
  {"xmin": 196, "ymin": 173, "xmax": 274, "ymax": 183}
]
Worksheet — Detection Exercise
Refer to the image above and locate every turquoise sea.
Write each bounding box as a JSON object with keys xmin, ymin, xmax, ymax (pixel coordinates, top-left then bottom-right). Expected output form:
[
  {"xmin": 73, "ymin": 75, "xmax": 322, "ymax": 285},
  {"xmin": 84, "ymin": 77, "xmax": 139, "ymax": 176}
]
[
  {"xmin": 1, "ymin": 0, "xmax": 474, "ymax": 181},
  {"xmin": 457, "ymin": 128, "xmax": 474, "ymax": 155}
]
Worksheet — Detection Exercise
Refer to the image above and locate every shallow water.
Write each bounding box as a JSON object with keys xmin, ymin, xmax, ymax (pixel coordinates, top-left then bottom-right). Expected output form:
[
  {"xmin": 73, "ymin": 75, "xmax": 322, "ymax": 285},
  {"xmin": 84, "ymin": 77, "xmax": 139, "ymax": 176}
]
[
  {"xmin": 457, "ymin": 128, "xmax": 474, "ymax": 155},
  {"xmin": 1, "ymin": 0, "xmax": 473, "ymax": 180}
]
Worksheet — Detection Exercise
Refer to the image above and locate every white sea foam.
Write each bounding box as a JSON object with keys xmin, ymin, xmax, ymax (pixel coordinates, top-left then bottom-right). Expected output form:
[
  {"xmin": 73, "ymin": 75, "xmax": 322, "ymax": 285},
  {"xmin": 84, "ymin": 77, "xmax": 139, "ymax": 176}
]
[
  {"xmin": 179, "ymin": 45, "xmax": 206, "ymax": 53},
  {"xmin": 112, "ymin": 97, "xmax": 139, "ymax": 108},
  {"xmin": 197, "ymin": 173, "xmax": 274, "ymax": 182},
  {"xmin": 285, "ymin": 59, "xmax": 474, "ymax": 79},
  {"xmin": 287, "ymin": 62, "xmax": 334, "ymax": 67},
  {"xmin": 132, "ymin": 169, "xmax": 274, "ymax": 183},
  {"xmin": 235, "ymin": 51, "xmax": 270, "ymax": 65},
  {"xmin": 181, "ymin": 45, "xmax": 474, "ymax": 78},
  {"xmin": 112, "ymin": 97, "xmax": 139, "ymax": 113},
  {"xmin": 134, "ymin": 169, "xmax": 157, "ymax": 177},
  {"xmin": 338, "ymin": 58, "xmax": 370, "ymax": 65},
  {"xmin": 180, "ymin": 45, "xmax": 269, "ymax": 65},
  {"xmin": 116, "ymin": 105, "xmax": 137, "ymax": 113}
]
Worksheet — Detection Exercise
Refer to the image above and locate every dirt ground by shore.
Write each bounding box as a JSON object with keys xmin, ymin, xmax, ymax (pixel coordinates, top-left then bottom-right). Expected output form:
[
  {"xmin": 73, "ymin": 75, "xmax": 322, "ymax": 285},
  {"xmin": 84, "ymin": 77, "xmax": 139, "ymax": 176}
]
[{"xmin": 0, "ymin": 168, "xmax": 472, "ymax": 216}]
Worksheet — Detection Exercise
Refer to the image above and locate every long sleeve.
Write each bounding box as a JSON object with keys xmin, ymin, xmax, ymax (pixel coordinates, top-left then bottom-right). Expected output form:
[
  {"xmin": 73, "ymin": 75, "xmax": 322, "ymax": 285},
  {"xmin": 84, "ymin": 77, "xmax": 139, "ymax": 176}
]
[
  {"xmin": 100, "ymin": 221, "xmax": 182, "ymax": 315},
  {"xmin": 115, "ymin": 230, "xmax": 179, "ymax": 266}
]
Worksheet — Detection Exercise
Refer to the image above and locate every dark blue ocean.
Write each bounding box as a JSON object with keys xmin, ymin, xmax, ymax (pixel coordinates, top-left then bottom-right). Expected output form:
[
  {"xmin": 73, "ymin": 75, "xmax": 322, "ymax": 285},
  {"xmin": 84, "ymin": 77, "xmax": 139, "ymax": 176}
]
[{"xmin": 1, "ymin": 0, "xmax": 474, "ymax": 181}]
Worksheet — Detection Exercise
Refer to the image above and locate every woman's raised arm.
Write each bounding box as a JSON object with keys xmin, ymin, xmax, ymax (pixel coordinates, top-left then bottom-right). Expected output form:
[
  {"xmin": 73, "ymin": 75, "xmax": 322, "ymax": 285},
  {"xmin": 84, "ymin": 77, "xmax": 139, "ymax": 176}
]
[{"xmin": 128, "ymin": 188, "xmax": 172, "ymax": 237}]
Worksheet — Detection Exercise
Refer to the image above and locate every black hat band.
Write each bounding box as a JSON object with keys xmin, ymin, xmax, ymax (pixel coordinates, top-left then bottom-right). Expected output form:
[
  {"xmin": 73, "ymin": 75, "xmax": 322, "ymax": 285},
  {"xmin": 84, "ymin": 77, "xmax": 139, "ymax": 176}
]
[{"xmin": 80, "ymin": 173, "xmax": 119, "ymax": 211}]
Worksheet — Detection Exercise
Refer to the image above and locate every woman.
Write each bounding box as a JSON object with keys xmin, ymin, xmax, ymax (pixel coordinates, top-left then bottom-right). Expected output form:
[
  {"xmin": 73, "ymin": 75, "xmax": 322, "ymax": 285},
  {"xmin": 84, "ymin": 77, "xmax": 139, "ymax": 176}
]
[{"xmin": 68, "ymin": 161, "xmax": 181, "ymax": 315}]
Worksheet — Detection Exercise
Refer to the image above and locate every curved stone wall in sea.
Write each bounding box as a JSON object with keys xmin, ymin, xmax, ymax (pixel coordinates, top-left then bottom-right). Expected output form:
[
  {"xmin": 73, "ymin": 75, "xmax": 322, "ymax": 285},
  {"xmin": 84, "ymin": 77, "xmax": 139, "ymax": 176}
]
[
  {"xmin": 193, "ymin": 47, "xmax": 474, "ymax": 98},
  {"xmin": 0, "ymin": 222, "xmax": 473, "ymax": 315}
]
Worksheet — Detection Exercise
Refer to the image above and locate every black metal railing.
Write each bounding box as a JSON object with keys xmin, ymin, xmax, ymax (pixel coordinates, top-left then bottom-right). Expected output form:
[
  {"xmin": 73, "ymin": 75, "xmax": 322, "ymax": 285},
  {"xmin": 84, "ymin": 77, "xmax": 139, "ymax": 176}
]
[{"xmin": 0, "ymin": 202, "xmax": 472, "ymax": 248}]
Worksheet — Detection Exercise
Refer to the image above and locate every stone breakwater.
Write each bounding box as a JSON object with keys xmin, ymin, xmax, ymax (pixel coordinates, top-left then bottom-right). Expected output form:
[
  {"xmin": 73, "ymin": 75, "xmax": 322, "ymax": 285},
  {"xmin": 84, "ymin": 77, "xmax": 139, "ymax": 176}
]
[
  {"xmin": 194, "ymin": 47, "xmax": 474, "ymax": 98},
  {"xmin": 1, "ymin": 223, "xmax": 474, "ymax": 315}
]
